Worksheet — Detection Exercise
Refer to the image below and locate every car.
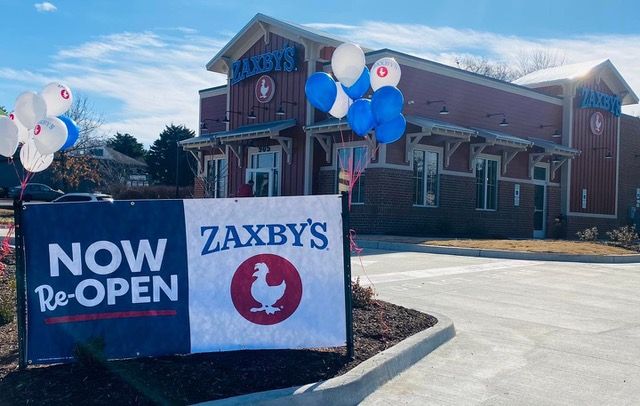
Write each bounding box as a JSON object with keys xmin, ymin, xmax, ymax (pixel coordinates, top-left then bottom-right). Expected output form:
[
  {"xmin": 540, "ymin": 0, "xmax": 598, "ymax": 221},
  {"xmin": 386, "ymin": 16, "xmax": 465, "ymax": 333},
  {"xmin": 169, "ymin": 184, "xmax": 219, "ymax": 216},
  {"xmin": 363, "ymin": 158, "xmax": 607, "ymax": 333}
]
[
  {"xmin": 52, "ymin": 193, "xmax": 114, "ymax": 203},
  {"xmin": 8, "ymin": 183, "xmax": 64, "ymax": 201}
]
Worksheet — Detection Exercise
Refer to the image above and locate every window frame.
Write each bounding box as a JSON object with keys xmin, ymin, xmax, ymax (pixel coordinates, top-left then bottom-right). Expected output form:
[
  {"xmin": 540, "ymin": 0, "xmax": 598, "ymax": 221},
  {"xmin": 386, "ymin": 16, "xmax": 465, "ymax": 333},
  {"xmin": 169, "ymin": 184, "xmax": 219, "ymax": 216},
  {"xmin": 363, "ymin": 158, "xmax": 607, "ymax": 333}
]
[
  {"xmin": 204, "ymin": 154, "xmax": 228, "ymax": 198},
  {"xmin": 335, "ymin": 143, "xmax": 369, "ymax": 205},
  {"xmin": 411, "ymin": 146, "xmax": 442, "ymax": 208},
  {"xmin": 474, "ymin": 155, "xmax": 500, "ymax": 211}
]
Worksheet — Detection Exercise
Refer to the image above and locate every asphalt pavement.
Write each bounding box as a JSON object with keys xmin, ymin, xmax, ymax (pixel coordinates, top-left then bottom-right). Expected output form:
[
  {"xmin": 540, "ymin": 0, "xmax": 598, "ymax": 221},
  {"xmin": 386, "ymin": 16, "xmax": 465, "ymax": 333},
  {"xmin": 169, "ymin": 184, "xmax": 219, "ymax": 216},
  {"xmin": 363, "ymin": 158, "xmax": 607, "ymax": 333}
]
[{"xmin": 353, "ymin": 249, "xmax": 640, "ymax": 405}]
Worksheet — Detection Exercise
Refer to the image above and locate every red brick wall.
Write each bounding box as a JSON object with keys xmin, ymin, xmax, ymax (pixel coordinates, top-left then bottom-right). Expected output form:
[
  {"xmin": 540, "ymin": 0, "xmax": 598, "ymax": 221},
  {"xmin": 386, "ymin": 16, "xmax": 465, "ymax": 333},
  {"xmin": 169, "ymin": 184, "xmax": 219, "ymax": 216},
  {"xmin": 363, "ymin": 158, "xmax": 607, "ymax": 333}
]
[{"xmin": 200, "ymin": 93, "xmax": 227, "ymax": 134}]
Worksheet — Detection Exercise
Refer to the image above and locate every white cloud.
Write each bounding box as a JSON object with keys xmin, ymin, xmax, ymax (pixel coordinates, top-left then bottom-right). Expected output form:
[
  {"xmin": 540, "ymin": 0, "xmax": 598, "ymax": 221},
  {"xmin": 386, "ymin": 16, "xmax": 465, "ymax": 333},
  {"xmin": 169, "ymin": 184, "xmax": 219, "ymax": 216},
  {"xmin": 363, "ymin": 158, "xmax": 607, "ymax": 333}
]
[
  {"xmin": 0, "ymin": 30, "xmax": 228, "ymax": 146},
  {"xmin": 304, "ymin": 21, "xmax": 640, "ymax": 116},
  {"xmin": 34, "ymin": 2, "xmax": 57, "ymax": 12}
]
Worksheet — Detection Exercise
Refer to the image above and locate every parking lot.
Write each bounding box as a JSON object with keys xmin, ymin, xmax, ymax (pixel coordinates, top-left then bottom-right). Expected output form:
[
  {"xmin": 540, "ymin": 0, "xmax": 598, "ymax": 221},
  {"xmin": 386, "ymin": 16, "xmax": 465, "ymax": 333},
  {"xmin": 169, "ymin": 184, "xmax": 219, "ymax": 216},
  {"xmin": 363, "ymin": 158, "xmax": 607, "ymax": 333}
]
[{"xmin": 354, "ymin": 249, "xmax": 640, "ymax": 405}]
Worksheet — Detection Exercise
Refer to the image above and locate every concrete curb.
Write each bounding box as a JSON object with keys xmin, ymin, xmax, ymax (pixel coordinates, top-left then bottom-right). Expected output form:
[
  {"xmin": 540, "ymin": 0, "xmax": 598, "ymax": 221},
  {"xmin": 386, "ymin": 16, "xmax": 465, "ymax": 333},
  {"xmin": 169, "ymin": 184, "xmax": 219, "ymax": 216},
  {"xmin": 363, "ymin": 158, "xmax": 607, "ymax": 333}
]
[
  {"xmin": 357, "ymin": 240, "xmax": 640, "ymax": 263},
  {"xmin": 197, "ymin": 312, "xmax": 455, "ymax": 406}
]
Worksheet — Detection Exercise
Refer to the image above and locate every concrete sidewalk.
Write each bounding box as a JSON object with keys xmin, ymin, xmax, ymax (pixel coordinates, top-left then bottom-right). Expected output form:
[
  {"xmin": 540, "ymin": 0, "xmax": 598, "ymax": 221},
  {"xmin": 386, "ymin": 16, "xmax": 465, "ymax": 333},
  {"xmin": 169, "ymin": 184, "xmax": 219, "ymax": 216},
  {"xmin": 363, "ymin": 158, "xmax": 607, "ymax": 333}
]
[{"xmin": 355, "ymin": 249, "xmax": 640, "ymax": 405}]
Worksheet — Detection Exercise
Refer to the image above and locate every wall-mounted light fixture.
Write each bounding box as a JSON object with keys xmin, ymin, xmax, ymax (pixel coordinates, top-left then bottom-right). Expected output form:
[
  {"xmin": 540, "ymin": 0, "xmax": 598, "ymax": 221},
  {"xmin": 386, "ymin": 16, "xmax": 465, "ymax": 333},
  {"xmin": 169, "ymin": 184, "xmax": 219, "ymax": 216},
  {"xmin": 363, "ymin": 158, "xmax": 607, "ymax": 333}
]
[
  {"xmin": 539, "ymin": 124, "xmax": 562, "ymax": 138},
  {"xmin": 486, "ymin": 112, "xmax": 508, "ymax": 127},
  {"xmin": 593, "ymin": 146, "xmax": 613, "ymax": 159},
  {"xmin": 248, "ymin": 105, "xmax": 268, "ymax": 120},
  {"xmin": 217, "ymin": 110, "xmax": 242, "ymax": 123},
  {"xmin": 427, "ymin": 100, "xmax": 449, "ymax": 115},
  {"xmin": 275, "ymin": 100, "xmax": 297, "ymax": 116}
]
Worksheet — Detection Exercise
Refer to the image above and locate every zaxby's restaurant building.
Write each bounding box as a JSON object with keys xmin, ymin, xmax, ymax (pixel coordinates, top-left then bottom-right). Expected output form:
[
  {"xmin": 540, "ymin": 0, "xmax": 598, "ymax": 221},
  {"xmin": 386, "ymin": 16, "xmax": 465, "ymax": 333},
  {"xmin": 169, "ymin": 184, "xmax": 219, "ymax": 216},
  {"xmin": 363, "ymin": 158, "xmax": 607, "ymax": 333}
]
[{"xmin": 181, "ymin": 14, "xmax": 640, "ymax": 239}]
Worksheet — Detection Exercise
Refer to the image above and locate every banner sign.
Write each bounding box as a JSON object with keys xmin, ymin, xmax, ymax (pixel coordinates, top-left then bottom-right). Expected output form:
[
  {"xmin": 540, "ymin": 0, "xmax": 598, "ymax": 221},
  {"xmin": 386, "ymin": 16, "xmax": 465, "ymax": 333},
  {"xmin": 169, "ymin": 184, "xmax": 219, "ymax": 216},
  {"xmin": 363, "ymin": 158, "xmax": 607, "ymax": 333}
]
[{"xmin": 20, "ymin": 195, "xmax": 346, "ymax": 364}]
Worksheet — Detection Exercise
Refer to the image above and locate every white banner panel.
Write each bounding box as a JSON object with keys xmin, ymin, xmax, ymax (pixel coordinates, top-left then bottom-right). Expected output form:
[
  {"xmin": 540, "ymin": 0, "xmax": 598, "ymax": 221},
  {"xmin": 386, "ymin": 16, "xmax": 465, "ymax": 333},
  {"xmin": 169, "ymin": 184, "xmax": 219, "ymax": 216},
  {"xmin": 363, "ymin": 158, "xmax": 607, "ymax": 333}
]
[{"xmin": 183, "ymin": 195, "xmax": 346, "ymax": 352}]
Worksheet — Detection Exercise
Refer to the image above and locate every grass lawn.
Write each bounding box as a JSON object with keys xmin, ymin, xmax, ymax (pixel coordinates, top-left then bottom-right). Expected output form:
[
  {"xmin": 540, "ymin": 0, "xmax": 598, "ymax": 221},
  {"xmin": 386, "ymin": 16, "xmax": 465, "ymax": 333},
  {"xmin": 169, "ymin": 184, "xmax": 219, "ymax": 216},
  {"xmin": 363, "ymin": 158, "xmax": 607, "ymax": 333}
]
[{"xmin": 360, "ymin": 235, "xmax": 637, "ymax": 255}]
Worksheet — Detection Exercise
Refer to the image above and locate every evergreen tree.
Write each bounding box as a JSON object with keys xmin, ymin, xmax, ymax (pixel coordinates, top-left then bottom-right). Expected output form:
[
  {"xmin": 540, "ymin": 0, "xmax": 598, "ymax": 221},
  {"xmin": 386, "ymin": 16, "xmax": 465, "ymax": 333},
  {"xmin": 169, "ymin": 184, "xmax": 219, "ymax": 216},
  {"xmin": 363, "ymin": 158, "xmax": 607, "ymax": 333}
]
[
  {"xmin": 146, "ymin": 124, "xmax": 195, "ymax": 186},
  {"xmin": 107, "ymin": 132, "xmax": 146, "ymax": 160},
  {"xmin": 0, "ymin": 106, "xmax": 7, "ymax": 116}
]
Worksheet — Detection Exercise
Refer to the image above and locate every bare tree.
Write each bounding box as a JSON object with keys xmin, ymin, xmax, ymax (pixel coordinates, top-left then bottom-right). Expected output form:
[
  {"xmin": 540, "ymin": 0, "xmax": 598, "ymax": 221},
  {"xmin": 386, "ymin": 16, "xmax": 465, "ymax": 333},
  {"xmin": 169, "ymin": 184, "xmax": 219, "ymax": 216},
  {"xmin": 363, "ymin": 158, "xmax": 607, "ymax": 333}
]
[
  {"xmin": 455, "ymin": 49, "xmax": 566, "ymax": 82},
  {"xmin": 64, "ymin": 95, "xmax": 106, "ymax": 150}
]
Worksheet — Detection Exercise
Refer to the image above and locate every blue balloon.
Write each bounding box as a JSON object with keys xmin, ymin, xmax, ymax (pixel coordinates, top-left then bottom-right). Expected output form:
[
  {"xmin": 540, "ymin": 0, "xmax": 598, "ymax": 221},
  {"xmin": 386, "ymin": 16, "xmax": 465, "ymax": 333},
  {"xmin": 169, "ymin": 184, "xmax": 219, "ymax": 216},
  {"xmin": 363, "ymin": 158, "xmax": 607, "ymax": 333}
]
[
  {"xmin": 347, "ymin": 99, "xmax": 376, "ymax": 136},
  {"xmin": 371, "ymin": 86, "xmax": 404, "ymax": 124},
  {"xmin": 58, "ymin": 115, "xmax": 80, "ymax": 151},
  {"xmin": 375, "ymin": 114, "xmax": 406, "ymax": 144},
  {"xmin": 342, "ymin": 67, "xmax": 370, "ymax": 100},
  {"xmin": 305, "ymin": 72, "xmax": 337, "ymax": 113}
]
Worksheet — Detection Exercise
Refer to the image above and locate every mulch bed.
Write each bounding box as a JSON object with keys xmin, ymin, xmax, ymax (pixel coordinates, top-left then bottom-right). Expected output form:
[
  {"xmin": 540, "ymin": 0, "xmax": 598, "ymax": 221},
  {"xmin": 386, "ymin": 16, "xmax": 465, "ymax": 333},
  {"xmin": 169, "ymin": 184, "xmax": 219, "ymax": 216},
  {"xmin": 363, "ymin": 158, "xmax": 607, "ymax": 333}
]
[{"xmin": 0, "ymin": 253, "xmax": 437, "ymax": 405}]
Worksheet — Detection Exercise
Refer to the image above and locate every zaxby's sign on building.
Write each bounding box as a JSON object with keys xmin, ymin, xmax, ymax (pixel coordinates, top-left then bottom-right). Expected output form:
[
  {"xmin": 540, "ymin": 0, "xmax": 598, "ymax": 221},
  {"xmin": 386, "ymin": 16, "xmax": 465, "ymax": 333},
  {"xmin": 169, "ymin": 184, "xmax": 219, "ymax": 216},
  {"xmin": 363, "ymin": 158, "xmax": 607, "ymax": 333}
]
[{"xmin": 19, "ymin": 195, "xmax": 347, "ymax": 364}]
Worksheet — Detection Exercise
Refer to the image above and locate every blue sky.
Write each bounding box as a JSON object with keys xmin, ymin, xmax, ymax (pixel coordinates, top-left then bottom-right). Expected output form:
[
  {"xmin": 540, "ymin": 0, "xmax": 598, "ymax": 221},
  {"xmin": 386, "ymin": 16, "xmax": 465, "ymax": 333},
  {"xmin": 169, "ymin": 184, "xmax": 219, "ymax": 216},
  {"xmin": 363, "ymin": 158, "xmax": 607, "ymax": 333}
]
[{"xmin": 1, "ymin": 0, "xmax": 639, "ymax": 145}]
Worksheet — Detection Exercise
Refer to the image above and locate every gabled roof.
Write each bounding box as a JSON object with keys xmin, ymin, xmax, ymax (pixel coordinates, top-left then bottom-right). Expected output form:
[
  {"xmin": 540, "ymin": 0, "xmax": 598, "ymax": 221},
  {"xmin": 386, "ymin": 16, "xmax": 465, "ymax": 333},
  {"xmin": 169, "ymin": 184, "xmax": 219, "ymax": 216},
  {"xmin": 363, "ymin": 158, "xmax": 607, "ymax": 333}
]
[
  {"xmin": 206, "ymin": 13, "xmax": 347, "ymax": 74},
  {"xmin": 513, "ymin": 59, "xmax": 638, "ymax": 105}
]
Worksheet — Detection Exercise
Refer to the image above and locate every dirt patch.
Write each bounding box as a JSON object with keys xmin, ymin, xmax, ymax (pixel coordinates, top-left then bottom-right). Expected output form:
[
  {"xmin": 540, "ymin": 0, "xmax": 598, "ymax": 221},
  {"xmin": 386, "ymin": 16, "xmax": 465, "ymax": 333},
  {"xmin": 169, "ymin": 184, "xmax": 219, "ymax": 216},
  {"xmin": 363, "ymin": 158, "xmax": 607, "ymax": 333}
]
[
  {"xmin": 360, "ymin": 235, "xmax": 637, "ymax": 255},
  {"xmin": 0, "ymin": 253, "xmax": 437, "ymax": 405}
]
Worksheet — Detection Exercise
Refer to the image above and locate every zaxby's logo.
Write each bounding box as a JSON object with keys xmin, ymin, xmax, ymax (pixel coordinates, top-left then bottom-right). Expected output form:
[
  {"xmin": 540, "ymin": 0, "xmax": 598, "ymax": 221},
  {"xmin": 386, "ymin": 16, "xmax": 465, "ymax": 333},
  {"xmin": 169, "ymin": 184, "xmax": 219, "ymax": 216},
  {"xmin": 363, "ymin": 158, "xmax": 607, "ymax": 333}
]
[{"xmin": 230, "ymin": 254, "xmax": 302, "ymax": 325}]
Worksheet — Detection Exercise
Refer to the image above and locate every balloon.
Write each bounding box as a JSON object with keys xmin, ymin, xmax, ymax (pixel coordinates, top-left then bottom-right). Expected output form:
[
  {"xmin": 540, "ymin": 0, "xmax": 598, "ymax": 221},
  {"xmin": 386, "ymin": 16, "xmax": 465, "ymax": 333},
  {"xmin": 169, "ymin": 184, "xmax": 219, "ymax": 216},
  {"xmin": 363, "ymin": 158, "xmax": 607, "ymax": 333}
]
[
  {"xmin": 305, "ymin": 72, "xmax": 338, "ymax": 113},
  {"xmin": 41, "ymin": 82, "xmax": 73, "ymax": 116},
  {"xmin": 370, "ymin": 57, "xmax": 402, "ymax": 91},
  {"xmin": 347, "ymin": 99, "xmax": 376, "ymax": 136},
  {"xmin": 342, "ymin": 67, "xmax": 370, "ymax": 100},
  {"xmin": 33, "ymin": 116, "xmax": 68, "ymax": 155},
  {"xmin": 331, "ymin": 43, "xmax": 365, "ymax": 87},
  {"xmin": 14, "ymin": 91, "xmax": 47, "ymax": 129},
  {"xmin": 371, "ymin": 86, "xmax": 404, "ymax": 124},
  {"xmin": 328, "ymin": 82, "xmax": 351, "ymax": 119},
  {"xmin": 58, "ymin": 115, "xmax": 80, "ymax": 150},
  {"xmin": 375, "ymin": 114, "xmax": 406, "ymax": 144},
  {"xmin": 0, "ymin": 116, "xmax": 19, "ymax": 157},
  {"xmin": 20, "ymin": 135, "xmax": 54, "ymax": 173},
  {"xmin": 9, "ymin": 112, "xmax": 29, "ymax": 144}
]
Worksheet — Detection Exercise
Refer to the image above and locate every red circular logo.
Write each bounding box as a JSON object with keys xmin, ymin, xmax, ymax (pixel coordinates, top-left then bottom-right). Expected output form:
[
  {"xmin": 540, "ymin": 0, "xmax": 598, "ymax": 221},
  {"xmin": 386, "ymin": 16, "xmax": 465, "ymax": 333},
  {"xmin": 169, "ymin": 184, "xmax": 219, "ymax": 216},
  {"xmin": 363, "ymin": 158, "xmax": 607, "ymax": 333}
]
[
  {"xmin": 590, "ymin": 111, "xmax": 604, "ymax": 135},
  {"xmin": 255, "ymin": 75, "xmax": 276, "ymax": 104},
  {"xmin": 230, "ymin": 254, "xmax": 302, "ymax": 325},
  {"xmin": 34, "ymin": 124, "xmax": 41, "ymax": 136},
  {"xmin": 376, "ymin": 66, "xmax": 388, "ymax": 78},
  {"xmin": 9, "ymin": 113, "xmax": 14, "ymax": 120},
  {"xmin": 60, "ymin": 88, "xmax": 70, "ymax": 100}
]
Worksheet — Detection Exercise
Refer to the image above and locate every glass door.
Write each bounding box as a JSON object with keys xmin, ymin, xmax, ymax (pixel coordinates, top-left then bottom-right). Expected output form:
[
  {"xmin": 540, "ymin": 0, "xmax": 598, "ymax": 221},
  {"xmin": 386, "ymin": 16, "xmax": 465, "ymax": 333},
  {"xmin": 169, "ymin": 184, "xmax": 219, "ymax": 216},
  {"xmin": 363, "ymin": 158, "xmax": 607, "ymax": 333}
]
[
  {"xmin": 246, "ymin": 149, "xmax": 280, "ymax": 197},
  {"xmin": 246, "ymin": 169, "xmax": 273, "ymax": 197},
  {"xmin": 533, "ymin": 166, "xmax": 547, "ymax": 239}
]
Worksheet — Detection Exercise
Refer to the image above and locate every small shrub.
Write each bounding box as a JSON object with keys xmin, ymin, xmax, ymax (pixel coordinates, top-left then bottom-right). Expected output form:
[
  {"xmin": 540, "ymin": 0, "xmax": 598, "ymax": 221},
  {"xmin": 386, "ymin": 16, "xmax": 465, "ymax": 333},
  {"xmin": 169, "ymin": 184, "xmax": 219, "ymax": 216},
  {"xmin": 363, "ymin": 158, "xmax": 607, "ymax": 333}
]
[
  {"xmin": 0, "ymin": 278, "xmax": 16, "ymax": 326},
  {"xmin": 606, "ymin": 225, "xmax": 638, "ymax": 246},
  {"xmin": 352, "ymin": 278, "xmax": 374, "ymax": 309},
  {"xmin": 73, "ymin": 336, "xmax": 106, "ymax": 369},
  {"xmin": 576, "ymin": 226, "xmax": 599, "ymax": 241}
]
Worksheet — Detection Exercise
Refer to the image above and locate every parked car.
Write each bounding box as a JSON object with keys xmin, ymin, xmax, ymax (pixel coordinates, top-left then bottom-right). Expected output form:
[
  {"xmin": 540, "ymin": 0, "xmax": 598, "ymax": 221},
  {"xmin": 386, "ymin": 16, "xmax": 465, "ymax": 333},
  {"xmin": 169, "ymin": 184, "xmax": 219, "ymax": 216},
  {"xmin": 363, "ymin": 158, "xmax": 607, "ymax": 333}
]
[
  {"xmin": 52, "ymin": 193, "xmax": 114, "ymax": 203},
  {"xmin": 8, "ymin": 183, "xmax": 64, "ymax": 201}
]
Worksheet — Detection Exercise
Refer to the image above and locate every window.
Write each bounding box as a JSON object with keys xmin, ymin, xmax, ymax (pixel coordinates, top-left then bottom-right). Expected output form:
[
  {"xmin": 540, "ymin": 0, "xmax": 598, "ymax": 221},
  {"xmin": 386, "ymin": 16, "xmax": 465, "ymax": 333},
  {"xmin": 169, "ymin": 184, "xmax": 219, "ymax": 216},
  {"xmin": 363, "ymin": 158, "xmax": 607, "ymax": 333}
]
[
  {"xmin": 475, "ymin": 158, "xmax": 498, "ymax": 210},
  {"xmin": 413, "ymin": 149, "xmax": 439, "ymax": 207},
  {"xmin": 206, "ymin": 157, "xmax": 227, "ymax": 198},
  {"xmin": 248, "ymin": 150, "xmax": 280, "ymax": 197},
  {"xmin": 336, "ymin": 146, "xmax": 367, "ymax": 204}
]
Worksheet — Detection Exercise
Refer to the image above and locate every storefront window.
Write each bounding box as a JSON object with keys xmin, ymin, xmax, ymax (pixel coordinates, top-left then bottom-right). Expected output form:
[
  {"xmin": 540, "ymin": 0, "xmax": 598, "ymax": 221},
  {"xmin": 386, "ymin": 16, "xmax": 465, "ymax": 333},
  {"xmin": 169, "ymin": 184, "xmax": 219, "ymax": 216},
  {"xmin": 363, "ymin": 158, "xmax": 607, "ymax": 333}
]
[
  {"xmin": 206, "ymin": 157, "xmax": 227, "ymax": 198},
  {"xmin": 413, "ymin": 149, "xmax": 439, "ymax": 206},
  {"xmin": 475, "ymin": 158, "xmax": 498, "ymax": 210},
  {"xmin": 248, "ymin": 151, "xmax": 280, "ymax": 196},
  {"xmin": 336, "ymin": 146, "xmax": 367, "ymax": 204}
]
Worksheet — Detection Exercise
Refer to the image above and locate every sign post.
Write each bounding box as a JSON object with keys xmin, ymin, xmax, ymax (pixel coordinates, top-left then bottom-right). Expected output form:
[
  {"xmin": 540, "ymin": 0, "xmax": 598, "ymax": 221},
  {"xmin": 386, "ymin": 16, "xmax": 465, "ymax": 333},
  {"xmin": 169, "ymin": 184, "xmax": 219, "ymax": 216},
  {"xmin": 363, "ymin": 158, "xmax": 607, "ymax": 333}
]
[
  {"xmin": 341, "ymin": 192, "xmax": 354, "ymax": 359},
  {"xmin": 13, "ymin": 200, "xmax": 27, "ymax": 369}
]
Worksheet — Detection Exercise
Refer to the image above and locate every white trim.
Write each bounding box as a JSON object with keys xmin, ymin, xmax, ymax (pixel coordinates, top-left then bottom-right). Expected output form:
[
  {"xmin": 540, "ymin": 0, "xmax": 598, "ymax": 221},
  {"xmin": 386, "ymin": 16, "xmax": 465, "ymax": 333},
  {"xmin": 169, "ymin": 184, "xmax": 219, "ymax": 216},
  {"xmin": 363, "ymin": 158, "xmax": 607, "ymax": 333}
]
[
  {"xmin": 203, "ymin": 154, "xmax": 228, "ymax": 198},
  {"xmin": 442, "ymin": 169, "xmax": 475, "ymax": 178},
  {"xmin": 247, "ymin": 145, "xmax": 283, "ymax": 196},
  {"xmin": 567, "ymin": 212, "xmax": 618, "ymax": 219},
  {"xmin": 411, "ymin": 146, "xmax": 443, "ymax": 208},
  {"xmin": 334, "ymin": 144, "xmax": 369, "ymax": 205},
  {"xmin": 615, "ymin": 115, "xmax": 620, "ymax": 218},
  {"xmin": 532, "ymin": 164, "xmax": 549, "ymax": 239},
  {"xmin": 199, "ymin": 86, "xmax": 227, "ymax": 98},
  {"xmin": 364, "ymin": 50, "xmax": 563, "ymax": 106},
  {"xmin": 473, "ymin": 154, "xmax": 501, "ymax": 211}
]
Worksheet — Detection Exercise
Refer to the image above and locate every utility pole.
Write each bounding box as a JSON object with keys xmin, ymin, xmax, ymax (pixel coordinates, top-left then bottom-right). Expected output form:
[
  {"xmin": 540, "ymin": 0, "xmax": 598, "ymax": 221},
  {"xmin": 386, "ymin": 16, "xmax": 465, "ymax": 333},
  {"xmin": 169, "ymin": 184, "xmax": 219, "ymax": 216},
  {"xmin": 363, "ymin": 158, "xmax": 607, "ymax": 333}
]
[{"xmin": 175, "ymin": 140, "xmax": 180, "ymax": 198}]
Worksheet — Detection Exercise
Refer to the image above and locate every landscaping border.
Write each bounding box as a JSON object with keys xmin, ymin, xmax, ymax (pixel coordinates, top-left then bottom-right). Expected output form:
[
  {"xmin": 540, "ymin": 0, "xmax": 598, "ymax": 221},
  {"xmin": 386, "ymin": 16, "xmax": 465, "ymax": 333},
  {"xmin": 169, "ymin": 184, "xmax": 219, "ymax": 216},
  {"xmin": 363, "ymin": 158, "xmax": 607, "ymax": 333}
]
[
  {"xmin": 358, "ymin": 239, "xmax": 640, "ymax": 263},
  {"xmin": 197, "ymin": 312, "xmax": 455, "ymax": 406}
]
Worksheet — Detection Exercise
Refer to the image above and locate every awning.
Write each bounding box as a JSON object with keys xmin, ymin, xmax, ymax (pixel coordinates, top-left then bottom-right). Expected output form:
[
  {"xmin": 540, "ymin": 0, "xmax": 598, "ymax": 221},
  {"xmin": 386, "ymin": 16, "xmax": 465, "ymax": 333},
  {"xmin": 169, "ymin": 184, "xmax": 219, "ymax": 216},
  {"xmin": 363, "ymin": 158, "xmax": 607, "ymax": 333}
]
[
  {"xmin": 404, "ymin": 116, "xmax": 477, "ymax": 166},
  {"xmin": 528, "ymin": 137, "xmax": 581, "ymax": 157},
  {"xmin": 473, "ymin": 128, "xmax": 533, "ymax": 149},
  {"xmin": 303, "ymin": 118, "xmax": 350, "ymax": 134},
  {"xmin": 180, "ymin": 119, "xmax": 297, "ymax": 165},
  {"xmin": 180, "ymin": 119, "xmax": 296, "ymax": 148}
]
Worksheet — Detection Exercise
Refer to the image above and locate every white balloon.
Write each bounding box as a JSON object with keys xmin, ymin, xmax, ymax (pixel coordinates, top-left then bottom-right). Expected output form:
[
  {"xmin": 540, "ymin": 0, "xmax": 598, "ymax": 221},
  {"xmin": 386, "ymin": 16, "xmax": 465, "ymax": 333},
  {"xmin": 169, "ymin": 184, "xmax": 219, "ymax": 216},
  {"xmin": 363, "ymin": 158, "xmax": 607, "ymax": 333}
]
[
  {"xmin": 0, "ymin": 116, "xmax": 19, "ymax": 157},
  {"xmin": 33, "ymin": 116, "xmax": 68, "ymax": 155},
  {"xmin": 331, "ymin": 43, "xmax": 366, "ymax": 87},
  {"xmin": 370, "ymin": 57, "xmax": 402, "ymax": 91},
  {"xmin": 41, "ymin": 82, "xmax": 73, "ymax": 116},
  {"xmin": 20, "ymin": 135, "xmax": 54, "ymax": 173},
  {"xmin": 14, "ymin": 91, "xmax": 47, "ymax": 129},
  {"xmin": 328, "ymin": 82, "xmax": 351, "ymax": 119},
  {"xmin": 9, "ymin": 112, "xmax": 30, "ymax": 144}
]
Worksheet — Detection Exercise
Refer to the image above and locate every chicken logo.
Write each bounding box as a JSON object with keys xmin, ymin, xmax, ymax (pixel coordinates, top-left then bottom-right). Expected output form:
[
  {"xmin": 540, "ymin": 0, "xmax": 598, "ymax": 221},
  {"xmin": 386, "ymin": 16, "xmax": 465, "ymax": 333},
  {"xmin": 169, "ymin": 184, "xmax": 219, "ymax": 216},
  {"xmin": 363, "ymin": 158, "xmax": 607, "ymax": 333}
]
[
  {"xmin": 590, "ymin": 112, "xmax": 604, "ymax": 135},
  {"xmin": 34, "ymin": 124, "xmax": 42, "ymax": 136},
  {"xmin": 60, "ymin": 88, "xmax": 70, "ymax": 100},
  {"xmin": 254, "ymin": 75, "xmax": 275, "ymax": 103},
  {"xmin": 230, "ymin": 254, "xmax": 302, "ymax": 325},
  {"xmin": 376, "ymin": 66, "xmax": 388, "ymax": 78}
]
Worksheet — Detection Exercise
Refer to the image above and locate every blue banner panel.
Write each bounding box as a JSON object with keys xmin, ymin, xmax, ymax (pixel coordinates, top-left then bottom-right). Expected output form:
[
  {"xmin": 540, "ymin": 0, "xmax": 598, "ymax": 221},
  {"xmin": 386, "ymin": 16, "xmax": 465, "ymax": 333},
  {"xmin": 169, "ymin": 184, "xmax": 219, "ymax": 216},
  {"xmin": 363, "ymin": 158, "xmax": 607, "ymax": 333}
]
[{"xmin": 22, "ymin": 200, "xmax": 190, "ymax": 364}]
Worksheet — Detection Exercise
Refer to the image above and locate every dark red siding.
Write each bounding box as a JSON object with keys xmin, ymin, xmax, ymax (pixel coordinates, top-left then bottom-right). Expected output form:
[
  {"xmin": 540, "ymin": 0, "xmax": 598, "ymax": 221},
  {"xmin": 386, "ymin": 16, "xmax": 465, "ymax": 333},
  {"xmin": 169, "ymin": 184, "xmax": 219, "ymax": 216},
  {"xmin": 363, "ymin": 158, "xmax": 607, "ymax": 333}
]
[
  {"xmin": 200, "ymin": 93, "xmax": 227, "ymax": 134},
  {"xmin": 569, "ymin": 80, "xmax": 618, "ymax": 214}
]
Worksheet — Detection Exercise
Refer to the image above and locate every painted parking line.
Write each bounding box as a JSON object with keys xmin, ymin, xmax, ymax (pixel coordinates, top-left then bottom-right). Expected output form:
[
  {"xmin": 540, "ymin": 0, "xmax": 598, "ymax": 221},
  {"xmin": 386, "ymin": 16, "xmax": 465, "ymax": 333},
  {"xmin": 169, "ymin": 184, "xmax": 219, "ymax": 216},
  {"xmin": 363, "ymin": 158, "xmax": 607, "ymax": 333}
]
[{"xmin": 354, "ymin": 259, "xmax": 543, "ymax": 286}]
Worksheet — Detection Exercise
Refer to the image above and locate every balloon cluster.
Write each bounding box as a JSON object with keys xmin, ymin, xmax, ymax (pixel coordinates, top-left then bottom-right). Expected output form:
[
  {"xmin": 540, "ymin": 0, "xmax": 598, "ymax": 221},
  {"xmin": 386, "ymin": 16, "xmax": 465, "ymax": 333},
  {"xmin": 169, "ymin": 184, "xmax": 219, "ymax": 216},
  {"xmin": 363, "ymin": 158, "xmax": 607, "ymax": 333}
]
[
  {"xmin": 0, "ymin": 82, "xmax": 80, "ymax": 172},
  {"xmin": 305, "ymin": 43, "xmax": 406, "ymax": 144}
]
